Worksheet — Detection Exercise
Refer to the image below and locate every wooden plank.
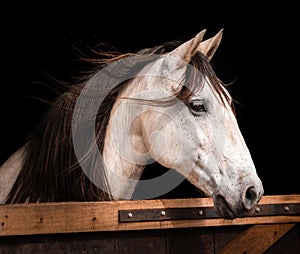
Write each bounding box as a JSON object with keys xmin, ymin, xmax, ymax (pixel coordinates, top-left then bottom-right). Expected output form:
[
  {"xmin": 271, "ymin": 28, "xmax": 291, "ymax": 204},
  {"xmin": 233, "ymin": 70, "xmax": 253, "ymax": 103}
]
[
  {"xmin": 0, "ymin": 230, "xmax": 163, "ymax": 254},
  {"xmin": 218, "ymin": 223, "xmax": 296, "ymax": 254},
  {"xmin": 1, "ymin": 224, "xmax": 298, "ymax": 254},
  {"xmin": 166, "ymin": 228, "xmax": 214, "ymax": 254},
  {"xmin": 265, "ymin": 223, "xmax": 300, "ymax": 253},
  {"xmin": 214, "ymin": 225, "xmax": 251, "ymax": 253},
  {"xmin": 0, "ymin": 228, "xmax": 216, "ymax": 254},
  {"xmin": 0, "ymin": 195, "xmax": 299, "ymax": 236}
]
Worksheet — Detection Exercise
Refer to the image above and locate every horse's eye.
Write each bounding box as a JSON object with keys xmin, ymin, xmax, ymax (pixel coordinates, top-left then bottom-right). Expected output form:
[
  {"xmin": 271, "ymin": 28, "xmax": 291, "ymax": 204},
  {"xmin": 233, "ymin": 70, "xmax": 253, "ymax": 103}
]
[{"xmin": 189, "ymin": 99, "xmax": 206, "ymax": 115}]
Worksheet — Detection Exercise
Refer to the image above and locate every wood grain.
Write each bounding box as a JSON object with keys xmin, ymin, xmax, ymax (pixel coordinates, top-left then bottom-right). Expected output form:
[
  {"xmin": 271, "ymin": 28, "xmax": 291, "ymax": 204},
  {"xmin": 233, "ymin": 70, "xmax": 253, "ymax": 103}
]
[
  {"xmin": 0, "ymin": 195, "xmax": 299, "ymax": 236},
  {"xmin": 218, "ymin": 223, "xmax": 296, "ymax": 254}
]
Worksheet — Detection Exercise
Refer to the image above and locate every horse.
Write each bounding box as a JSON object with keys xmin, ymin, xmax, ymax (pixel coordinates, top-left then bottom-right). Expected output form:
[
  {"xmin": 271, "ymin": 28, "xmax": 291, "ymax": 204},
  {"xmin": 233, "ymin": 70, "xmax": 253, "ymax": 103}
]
[{"xmin": 0, "ymin": 28, "xmax": 263, "ymax": 219}]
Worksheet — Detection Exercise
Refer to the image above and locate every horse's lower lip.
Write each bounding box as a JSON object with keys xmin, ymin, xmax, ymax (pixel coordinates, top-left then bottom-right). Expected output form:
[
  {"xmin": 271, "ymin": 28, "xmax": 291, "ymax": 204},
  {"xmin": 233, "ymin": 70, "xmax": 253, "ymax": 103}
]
[{"xmin": 215, "ymin": 195, "xmax": 236, "ymax": 220}]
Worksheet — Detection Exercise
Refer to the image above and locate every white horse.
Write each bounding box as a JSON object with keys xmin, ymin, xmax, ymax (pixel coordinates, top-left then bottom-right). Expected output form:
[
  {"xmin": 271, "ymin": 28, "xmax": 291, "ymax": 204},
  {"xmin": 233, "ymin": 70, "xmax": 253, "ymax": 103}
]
[{"xmin": 0, "ymin": 29, "xmax": 263, "ymax": 219}]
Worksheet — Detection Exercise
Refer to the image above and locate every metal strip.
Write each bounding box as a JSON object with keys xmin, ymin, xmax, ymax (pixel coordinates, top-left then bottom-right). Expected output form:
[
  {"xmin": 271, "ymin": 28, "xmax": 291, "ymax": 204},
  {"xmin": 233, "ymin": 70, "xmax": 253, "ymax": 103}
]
[{"xmin": 119, "ymin": 203, "xmax": 300, "ymax": 223}]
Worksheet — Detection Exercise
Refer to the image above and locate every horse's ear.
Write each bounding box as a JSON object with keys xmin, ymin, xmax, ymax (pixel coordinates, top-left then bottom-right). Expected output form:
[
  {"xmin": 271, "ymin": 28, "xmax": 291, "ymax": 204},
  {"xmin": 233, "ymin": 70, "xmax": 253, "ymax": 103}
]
[
  {"xmin": 168, "ymin": 29, "xmax": 207, "ymax": 63},
  {"xmin": 198, "ymin": 28, "xmax": 224, "ymax": 61},
  {"xmin": 161, "ymin": 29, "xmax": 207, "ymax": 84},
  {"xmin": 161, "ymin": 29, "xmax": 213, "ymax": 83}
]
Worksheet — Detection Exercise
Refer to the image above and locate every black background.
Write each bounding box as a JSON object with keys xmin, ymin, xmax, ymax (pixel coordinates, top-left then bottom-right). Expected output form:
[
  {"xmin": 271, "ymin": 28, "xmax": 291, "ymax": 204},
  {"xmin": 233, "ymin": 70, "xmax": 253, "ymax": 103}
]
[{"xmin": 0, "ymin": 2, "xmax": 299, "ymax": 196}]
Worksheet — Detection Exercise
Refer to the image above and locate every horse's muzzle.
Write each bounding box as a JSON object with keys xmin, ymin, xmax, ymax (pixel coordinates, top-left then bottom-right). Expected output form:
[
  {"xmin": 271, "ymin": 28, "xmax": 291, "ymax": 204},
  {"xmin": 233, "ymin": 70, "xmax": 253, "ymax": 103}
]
[{"xmin": 213, "ymin": 185, "xmax": 263, "ymax": 219}]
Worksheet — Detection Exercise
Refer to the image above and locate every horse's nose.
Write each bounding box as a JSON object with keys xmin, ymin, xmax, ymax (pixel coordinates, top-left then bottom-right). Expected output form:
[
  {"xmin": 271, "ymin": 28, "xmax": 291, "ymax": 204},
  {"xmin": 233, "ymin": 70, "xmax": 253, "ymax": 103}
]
[{"xmin": 242, "ymin": 186, "xmax": 262, "ymax": 211}]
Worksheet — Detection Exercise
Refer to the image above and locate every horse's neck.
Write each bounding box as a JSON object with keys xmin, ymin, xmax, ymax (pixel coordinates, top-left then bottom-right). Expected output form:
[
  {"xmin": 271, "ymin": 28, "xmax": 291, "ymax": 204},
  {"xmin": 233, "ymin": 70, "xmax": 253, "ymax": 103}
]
[
  {"xmin": 102, "ymin": 126, "xmax": 147, "ymax": 200},
  {"xmin": 0, "ymin": 146, "xmax": 25, "ymax": 204},
  {"xmin": 102, "ymin": 82, "xmax": 151, "ymax": 200}
]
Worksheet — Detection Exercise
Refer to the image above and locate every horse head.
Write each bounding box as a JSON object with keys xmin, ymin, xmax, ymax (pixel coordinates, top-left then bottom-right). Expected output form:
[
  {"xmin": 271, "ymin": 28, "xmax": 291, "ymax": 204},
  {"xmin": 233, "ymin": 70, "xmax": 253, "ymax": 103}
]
[{"xmin": 104, "ymin": 29, "xmax": 264, "ymax": 219}]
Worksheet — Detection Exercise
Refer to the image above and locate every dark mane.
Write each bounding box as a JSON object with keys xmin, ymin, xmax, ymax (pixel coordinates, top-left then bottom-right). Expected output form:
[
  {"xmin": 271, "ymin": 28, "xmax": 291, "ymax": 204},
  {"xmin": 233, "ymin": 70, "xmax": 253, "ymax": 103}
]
[{"xmin": 6, "ymin": 41, "xmax": 231, "ymax": 203}]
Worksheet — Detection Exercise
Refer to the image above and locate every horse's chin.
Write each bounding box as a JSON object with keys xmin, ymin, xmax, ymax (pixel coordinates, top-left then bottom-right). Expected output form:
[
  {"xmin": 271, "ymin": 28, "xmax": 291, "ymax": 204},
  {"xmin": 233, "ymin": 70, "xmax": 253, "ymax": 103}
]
[{"xmin": 213, "ymin": 194, "xmax": 236, "ymax": 220}]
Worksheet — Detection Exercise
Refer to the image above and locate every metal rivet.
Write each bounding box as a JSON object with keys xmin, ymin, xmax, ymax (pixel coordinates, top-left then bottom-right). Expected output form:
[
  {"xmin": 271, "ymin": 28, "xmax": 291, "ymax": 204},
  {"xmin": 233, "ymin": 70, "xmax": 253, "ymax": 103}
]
[
  {"xmin": 255, "ymin": 207, "xmax": 260, "ymax": 213},
  {"xmin": 198, "ymin": 210, "xmax": 204, "ymax": 216},
  {"xmin": 284, "ymin": 206, "xmax": 289, "ymax": 212},
  {"xmin": 128, "ymin": 212, "xmax": 133, "ymax": 218},
  {"xmin": 161, "ymin": 211, "xmax": 166, "ymax": 216}
]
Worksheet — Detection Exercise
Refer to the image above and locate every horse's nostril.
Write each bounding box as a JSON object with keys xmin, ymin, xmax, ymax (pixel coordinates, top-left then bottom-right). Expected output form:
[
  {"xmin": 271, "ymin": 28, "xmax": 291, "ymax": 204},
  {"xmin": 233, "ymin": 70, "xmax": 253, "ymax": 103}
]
[
  {"xmin": 245, "ymin": 186, "xmax": 257, "ymax": 201},
  {"xmin": 243, "ymin": 186, "xmax": 259, "ymax": 211}
]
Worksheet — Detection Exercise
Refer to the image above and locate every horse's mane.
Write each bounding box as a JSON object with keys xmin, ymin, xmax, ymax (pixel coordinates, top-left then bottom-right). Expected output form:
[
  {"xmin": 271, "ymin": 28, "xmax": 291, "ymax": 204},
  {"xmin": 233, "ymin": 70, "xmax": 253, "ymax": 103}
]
[{"xmin": 6, "ymin": 41, "xmax": 232, "ymax": 203}]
